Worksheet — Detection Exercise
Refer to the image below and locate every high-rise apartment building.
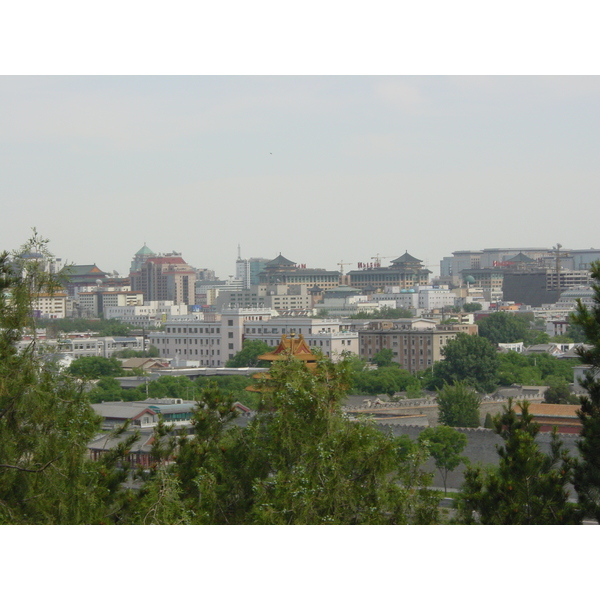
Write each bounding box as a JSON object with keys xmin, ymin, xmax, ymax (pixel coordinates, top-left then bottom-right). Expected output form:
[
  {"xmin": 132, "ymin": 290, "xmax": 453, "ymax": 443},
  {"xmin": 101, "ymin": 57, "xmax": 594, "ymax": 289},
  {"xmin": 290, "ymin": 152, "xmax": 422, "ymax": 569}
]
[{"xmin": 130, "ymin": 253, "xmax": 196, "ymax": 306}]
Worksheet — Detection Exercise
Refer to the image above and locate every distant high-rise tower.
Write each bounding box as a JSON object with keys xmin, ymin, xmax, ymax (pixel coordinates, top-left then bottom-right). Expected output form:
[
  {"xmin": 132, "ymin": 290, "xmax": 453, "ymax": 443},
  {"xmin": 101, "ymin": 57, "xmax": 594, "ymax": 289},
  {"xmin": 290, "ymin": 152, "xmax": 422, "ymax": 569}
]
[
  {"xmin": 130, "ymin": 243, "xmax": 156, "ymax": 274},
  {"xmin": 130, "ymin": 245, "xmax": 196, "ymax": 305},
  {"xmin": 235, "ymin": 246, "xmax": 269, "ymax": 289}
]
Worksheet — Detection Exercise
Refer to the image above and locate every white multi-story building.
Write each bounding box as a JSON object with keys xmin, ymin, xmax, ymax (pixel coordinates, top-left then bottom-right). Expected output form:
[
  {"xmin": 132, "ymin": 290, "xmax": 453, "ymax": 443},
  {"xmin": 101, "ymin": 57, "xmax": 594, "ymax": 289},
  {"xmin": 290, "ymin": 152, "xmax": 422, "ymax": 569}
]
[
  {"xmin": 215, "ymin": 284, "xmax": 314, "ymax": 313},
  {"xmin": 105, "ymin": 300, "xmax": 189, "ymax": 327},
  {"xmin": 77, "ymin": 288, "xmax": 143, "ymax": 318},
  {"xmin": 243, "ymin": 317, "xmax": 359, "ymax": 359},
  {"xmin": 372, "ymin": 285, "xmax": 456, "ymax": 312},
  {"xmin": 149, "ymin": 308, "xmax": 358, "ymax": 366},
  {"xmin": 32, "ymin": 292, "xmax": 68, "ymax": 319},
  {"xmin": 16, "ymin": 335, "xmax": 144, "ymax": 360},
  {"xmin": 59, "ymin": 335, "xmax": 144, "ymax": 358}
]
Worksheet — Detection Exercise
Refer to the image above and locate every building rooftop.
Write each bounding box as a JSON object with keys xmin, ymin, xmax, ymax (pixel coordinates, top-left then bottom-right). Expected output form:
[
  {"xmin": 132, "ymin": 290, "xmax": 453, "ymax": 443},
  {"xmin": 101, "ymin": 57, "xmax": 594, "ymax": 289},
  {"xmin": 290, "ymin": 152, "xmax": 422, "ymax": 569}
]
[
  {"xmin": 92, "ymin": 403, "xmax": 157, "ymax": 420},
  {"xmin": 391, "ymin": 251, "xmax": 422, "ymax": 265},
  {"xmin": 265, "ymin": 254, "xmax": 296, "ymax": 268},
  {"xmin": 147, "ymin": 256, "xmax": 187, "ymax": 265},
  {"xmin": 514, "ymin": 403, "xmax": 580, "ymax": 418},
  {"xmin": 135, "ymin": 244, "xmax": 155, "ymax": 256},
  {"xmin": 61, "ymin": 264, "xmax": 107, "ymax": 277}
]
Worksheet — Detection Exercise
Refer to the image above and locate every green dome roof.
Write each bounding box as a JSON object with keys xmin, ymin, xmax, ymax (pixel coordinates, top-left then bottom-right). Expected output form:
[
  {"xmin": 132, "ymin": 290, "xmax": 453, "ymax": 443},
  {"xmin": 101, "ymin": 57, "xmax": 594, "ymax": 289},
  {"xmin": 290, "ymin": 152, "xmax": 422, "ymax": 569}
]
[{"xmin": 135, "ymin": 244, "xmax": 155, "ymax": 256}]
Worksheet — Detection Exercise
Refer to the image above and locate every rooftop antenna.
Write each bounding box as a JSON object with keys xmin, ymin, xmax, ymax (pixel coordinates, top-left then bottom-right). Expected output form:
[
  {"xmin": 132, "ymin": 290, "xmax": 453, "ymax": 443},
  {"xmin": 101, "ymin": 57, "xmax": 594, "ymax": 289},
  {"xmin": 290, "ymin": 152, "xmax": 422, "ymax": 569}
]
[{"xmin": 237, "ymin": 244, "xmax": 241, "ymax": 260}]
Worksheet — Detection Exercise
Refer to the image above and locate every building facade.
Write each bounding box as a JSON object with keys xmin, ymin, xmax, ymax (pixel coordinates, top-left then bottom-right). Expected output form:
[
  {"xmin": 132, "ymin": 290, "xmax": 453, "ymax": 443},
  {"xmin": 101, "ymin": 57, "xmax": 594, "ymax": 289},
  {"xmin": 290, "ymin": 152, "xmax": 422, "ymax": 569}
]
[
  {"xmin": 258, "ymin": 254, "xmax": 340, "ymax": 290},
  {"xmin": 32, "ymin": 292, "xmax": 68, "ymax": 319},
  {"xmin": 149, "ymin": 309, "xmax": 358, "ymax": 366},
  {"xmin": 131, "ymin": 254, "xmax": 196, "ymax": 305},
  {"xmin": 347, "ymin": 252, "xmax": 431, "ymax": 293},
  {"xmin": 77, "ymin": 289, "xmax": 144, "ymax": 318},
  {"xmin": 358, "ymin": 323, "xmax": 474, "ymax": 373}
]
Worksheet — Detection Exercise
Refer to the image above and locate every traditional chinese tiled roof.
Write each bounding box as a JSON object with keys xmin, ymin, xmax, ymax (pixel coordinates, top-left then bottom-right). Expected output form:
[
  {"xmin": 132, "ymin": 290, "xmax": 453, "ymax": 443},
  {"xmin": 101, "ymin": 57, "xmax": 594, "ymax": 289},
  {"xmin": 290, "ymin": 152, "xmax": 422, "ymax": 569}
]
[
  {"xmin": 391, "ymin": 252, "xmax": 422, "ymax": 265},
  {"xmin": 514, "ymin": 403, "xmax": 579, "ymax": 418},
  {"xmin": 62, "ymin": 264, "xmax": 107, "ymax": 277},
  {"xmin": 247, "ymin": 334, "xmax": 319, "ymax": 391},
  {"xmin": 506, "ymin": 252, "xmax": 536, "ymax": 263},
  {"xmin": 266, "ymin": 254, "xmax": 296, "ymax": 268},
  {"xmin": 257, "ymin": 333, "xmax": 316, "ymax": 364}
]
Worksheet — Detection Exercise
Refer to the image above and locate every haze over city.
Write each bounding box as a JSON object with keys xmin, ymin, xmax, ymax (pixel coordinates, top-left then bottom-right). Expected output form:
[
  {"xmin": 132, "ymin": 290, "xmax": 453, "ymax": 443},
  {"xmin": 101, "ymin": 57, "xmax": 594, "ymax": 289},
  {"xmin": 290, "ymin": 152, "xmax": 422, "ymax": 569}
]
[{"xmin": 2, "ymin": 75, "xmax": 599, "ymax": 277}]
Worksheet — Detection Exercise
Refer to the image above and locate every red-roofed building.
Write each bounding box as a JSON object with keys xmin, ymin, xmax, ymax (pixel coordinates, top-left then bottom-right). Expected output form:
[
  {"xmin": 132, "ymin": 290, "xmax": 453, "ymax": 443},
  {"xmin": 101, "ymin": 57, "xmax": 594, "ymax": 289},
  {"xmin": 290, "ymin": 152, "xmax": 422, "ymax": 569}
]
[{"xmin": 514, "ymin": 402, "xmax": 581, "ymax": 434}]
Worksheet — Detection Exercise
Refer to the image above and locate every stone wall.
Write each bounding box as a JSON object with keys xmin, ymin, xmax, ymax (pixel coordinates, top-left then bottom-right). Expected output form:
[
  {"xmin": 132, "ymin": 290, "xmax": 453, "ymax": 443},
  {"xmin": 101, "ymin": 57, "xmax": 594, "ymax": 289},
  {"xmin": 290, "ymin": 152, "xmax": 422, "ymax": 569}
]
[{"xmin": 379, "ymin": 423, "xmax": 580, "ymax": 491}]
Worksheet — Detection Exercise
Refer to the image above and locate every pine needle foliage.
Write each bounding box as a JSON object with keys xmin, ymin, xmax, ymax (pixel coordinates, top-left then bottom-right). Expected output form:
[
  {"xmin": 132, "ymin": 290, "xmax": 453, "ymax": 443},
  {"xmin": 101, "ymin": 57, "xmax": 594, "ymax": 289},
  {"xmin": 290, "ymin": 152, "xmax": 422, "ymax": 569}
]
[
  {"xmin": 455, "ymin": 400, "xmax": 580, "ymax": 524},
  {"xmin": 134, "ymin": 353, "xmax": 441, "ymax": 524},
  {"xmin": 0, "ymin": 233, "xmax": 127, "ymax": 524},
  {"xmin": 570, "ymin": 260, "xmax": 600, "ymax": 522}
]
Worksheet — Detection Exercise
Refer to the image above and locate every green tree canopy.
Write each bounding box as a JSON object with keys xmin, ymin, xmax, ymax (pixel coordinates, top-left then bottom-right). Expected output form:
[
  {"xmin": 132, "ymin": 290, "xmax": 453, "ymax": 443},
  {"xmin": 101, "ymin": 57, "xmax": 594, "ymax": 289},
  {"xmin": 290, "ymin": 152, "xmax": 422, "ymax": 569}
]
[
  {"xmin": 113, "ymin": 345, "xmax": 159, "ymax": 358},
  {"xmin": 0, "ymin": 233, "xmax": 130, "ymax": 524},
  {"xmin": 350, "ymin": 307, "xmax": 413, "ymax": 319},
  {"xmin": 436, "ymin": 382, "xmax": 481, "ymax": 428},
  {"xmin": 371, "ymin": 348, "xmax": 394, "ymax": 367},
  {"xmin": 146, "ymin": 374, "xmax": 196, "ymax": 400},
  {"xmin": 477, "ymin": 312, "xmax": 530, "ymax": 344},
  {"xmin": 225, "ymin": 340, "xmax": 271, "ymax": 368},
  {"xmin": 462, "ymin": 302, "xmax": 482, "ymax": 313},
  {"xmin": 418, "ymin": 425, "xmax": 468, "ymax": 495},
  {"xmin": 35, "ymin": 317, "xmax": 137, "ymax": 337},
  {"xmin": 88, "ymin": 376, "xmax": 146, "ymax": 404},
  {"xmin": 431, "ymin": 333, "xmax": 499, "ymax": 393},
  {"xmin": 352, "ymin": 366, "xmax": 421, "ymax": 396},
  {"xmin": 543, "ymin": 376, "xmax": 579, "ymax": 405},
  {"xmin": 67, "ymin": 356, "xmax": 125, "ymax": 379},
  {"xmin": 570, "ymin": 260, "xmax": 600, "ymax": 522},
  {"xmin": 128, "ymin": 355, "xmax": 441, "ymax": 524},
  {"xmin": 455, "ymin": 401, "xmax": 580, "ymax": 524},
  {"xmin": 496, "ymin": 351, "xmax": 579, "ymax": 387}
]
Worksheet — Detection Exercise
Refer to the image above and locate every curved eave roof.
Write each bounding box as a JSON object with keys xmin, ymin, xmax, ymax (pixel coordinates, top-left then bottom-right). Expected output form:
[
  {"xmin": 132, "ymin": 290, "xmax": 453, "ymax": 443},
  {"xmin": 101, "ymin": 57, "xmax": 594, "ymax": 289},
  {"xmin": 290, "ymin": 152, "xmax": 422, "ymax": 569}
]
[
  {"xmin": 266, "ymin": 254, "xmax": 296, "ymax": 268},
  {"xmin": 391, "ymin": 252, "xmax": 422, "ymax": 264}
]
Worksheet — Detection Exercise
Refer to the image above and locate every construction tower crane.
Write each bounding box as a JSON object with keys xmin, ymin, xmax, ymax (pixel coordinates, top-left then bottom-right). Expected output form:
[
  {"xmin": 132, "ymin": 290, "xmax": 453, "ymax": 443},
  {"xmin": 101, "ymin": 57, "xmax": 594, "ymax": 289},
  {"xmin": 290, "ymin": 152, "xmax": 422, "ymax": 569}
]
[{"xmin": 337, "ymin": 260, "xmax": 352, "ymax": 275}]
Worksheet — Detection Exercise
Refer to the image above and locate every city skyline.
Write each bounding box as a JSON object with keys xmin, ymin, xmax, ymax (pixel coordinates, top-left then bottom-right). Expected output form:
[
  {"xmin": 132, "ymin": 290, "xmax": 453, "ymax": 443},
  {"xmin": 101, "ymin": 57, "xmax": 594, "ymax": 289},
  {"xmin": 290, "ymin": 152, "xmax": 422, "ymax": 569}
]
[{"xmin": 2, "ymin": 76, "xmax": 599, "ymax": 278}]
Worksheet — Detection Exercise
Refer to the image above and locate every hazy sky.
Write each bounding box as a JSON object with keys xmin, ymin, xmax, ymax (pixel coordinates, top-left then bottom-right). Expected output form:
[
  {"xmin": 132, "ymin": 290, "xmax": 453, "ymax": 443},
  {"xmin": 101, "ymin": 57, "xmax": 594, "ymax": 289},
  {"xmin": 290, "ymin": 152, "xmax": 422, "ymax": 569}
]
[{"xmin": 2, "ymin": 76, "xmax": 599, "ymax": 278}]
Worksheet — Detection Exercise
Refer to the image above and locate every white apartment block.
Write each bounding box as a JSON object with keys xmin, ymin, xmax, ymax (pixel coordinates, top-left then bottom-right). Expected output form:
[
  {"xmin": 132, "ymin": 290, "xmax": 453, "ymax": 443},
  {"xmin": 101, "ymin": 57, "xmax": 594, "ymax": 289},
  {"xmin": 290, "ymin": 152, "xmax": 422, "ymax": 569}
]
[
  {"xmin": 149, "ymin": 308, "xmax": 359, "ymax": 367},
  {"xmin": 149, "ymin": 308, "xmax": 271, "ymax": 367},
  {"xmin": 78, "ymin": 290, "xmax": 143, "ymax": 318},
  {"xmin": 215, "ymin": 284, "xmax": 314, "ymax": 313},
  {"xmin": 105, "ymin": 300, "xmax": 189, "ymax": 327},
  {"xmin": 243, "ymin": 317, "xmax": 359, "ymax": 359},
  {"xmin": 372, "ymin": 285, "xmax": 456, "ymax": 311},
  {"xmin": 59, "ymin": 335, "xmax": 144, "ymax": 358},
  {"xmin": 17, "ymin": 335, "xmax": 144, "ymax": 360},
  {"xmin": 32, "ymin": 292, "xmax": 67, "ymax": 319}
]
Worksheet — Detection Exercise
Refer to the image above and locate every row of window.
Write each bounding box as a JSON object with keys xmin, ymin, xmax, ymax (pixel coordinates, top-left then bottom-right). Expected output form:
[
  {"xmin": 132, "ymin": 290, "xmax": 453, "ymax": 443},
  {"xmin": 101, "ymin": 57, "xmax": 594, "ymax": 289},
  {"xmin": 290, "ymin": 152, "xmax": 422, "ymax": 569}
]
[
  {"xmin": 159, "ymin": 338, "xmax": 221, "ymax": 345},
  {"xmin": 166, "ymin": 327, "xmax": 221, "ymax": 334},
  {"xmin": 162, "ymin": 348, "xmax": 220, "ymax": 356}
]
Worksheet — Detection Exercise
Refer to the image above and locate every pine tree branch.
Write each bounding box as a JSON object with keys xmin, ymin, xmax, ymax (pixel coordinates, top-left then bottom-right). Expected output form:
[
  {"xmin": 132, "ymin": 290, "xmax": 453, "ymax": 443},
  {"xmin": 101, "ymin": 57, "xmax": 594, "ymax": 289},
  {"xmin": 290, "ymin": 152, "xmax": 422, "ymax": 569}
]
[{"xmin": 0, "ymin": 455, "xmax": 61, "ymax": 473}]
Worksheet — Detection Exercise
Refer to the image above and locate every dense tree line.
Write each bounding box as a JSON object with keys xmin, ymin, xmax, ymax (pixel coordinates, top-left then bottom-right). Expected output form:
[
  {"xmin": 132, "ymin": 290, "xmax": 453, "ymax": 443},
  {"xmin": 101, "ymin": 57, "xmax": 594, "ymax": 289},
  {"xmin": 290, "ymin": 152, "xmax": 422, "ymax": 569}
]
[
  {"xmin": 455, "ymin": 401, "xmax": 580, "ymax": 524},
  {"xmin": 35, "ymin": 317, "xmax": 138, "ymax": 337},
  {"xmin": 349, "ymin": 307, "xmax": 413, "ymax": 319},
  {"xmin": 477, "ymin": 311, "xmax": 550, "ymax": 346}
]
